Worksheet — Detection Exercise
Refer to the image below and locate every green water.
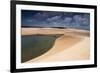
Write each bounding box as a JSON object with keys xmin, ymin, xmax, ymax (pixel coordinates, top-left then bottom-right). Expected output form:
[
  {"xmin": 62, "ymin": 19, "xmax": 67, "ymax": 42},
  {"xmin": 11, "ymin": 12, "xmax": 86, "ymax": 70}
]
[{"xmin": 21, "ymin": 34, "xmax": 62, "ymax": 63}]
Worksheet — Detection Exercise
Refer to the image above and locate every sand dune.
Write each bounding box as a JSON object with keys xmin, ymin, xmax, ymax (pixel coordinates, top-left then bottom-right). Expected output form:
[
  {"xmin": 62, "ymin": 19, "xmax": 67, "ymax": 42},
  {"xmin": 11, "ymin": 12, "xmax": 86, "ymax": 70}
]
[
  {"xmin": 22, "ymin": 28, "xmax": 65, "ymax": 35},
  {"xmin": 24, "ymin": 28, "xmax": 90, "ymax": 63},
  {"xmin": 22, "ymin": 28, "xmax": 89, "ymax": 36}
]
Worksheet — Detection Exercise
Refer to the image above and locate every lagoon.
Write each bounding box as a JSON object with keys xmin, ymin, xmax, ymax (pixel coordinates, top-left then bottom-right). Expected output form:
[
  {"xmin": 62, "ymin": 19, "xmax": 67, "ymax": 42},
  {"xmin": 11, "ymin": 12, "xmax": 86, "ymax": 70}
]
[{"xmin": 21, "ymin": 34, "xmax": 62, "ymax": 63}]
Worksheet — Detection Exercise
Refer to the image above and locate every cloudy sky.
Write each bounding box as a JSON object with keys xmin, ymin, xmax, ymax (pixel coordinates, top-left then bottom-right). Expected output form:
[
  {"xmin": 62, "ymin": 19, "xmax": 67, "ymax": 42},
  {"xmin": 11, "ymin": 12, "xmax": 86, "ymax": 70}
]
[{"xmin": 21, "ymin": 10, "xmax": 90, "ymax": 30}]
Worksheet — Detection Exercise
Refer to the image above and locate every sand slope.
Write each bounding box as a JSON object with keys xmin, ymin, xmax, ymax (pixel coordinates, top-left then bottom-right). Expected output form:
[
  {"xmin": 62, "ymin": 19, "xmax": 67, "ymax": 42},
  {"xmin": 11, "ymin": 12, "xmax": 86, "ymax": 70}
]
[
  {"xmin": 26, "ymin": 30, "xmax": 90, "ymax": 63},
  {"xmin": 31, "ymin": 37, "xmax": 90, "ymax": 62}
]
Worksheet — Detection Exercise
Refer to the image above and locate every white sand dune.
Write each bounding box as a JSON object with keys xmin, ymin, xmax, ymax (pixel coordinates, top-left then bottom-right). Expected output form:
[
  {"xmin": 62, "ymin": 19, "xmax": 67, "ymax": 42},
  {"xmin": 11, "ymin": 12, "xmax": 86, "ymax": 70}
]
[
  {"xmin": 22, "ymin": 28, "xmax": 65, "ymax": 35},
  {"xmin": 22, "ymin": 28, "xmax": 89, "ymax": 36},
  {"xmin": 24, "ymin": 28, "xmax": 90, "ymax": 63}
]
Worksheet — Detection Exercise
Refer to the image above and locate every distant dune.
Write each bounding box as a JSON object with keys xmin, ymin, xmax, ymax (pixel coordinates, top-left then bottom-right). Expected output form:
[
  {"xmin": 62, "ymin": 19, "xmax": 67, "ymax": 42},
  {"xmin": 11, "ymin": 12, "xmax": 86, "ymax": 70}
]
[
  {"xmin": 21, "ymin": 28, "xmax": 89, "ymax": 36},
  {"xmin": 21, "ymin": 28, "xmax": 90, "ymax": 63},
  {"xmin": 22, "ymin": 28, "xmax": 65, "ymax": 35}
]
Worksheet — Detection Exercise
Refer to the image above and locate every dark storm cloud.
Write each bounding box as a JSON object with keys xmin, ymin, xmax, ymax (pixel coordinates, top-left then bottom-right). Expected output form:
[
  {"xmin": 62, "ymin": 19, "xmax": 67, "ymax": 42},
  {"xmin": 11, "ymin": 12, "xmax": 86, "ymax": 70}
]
[{"xmin": 21, "ymin": 10, "xmax": 90, "ymax": 30}]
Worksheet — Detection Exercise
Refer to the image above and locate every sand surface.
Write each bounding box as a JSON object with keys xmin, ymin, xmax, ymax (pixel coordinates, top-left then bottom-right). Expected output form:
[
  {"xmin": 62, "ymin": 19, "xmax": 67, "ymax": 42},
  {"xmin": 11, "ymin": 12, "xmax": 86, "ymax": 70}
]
[
  {"xmin": 21, "ymin": 28, "xmax": 90, "ymax": 63},
  {"xmin": 22, "ymin": 28, "xmax": 89, "ymax": 36}
]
